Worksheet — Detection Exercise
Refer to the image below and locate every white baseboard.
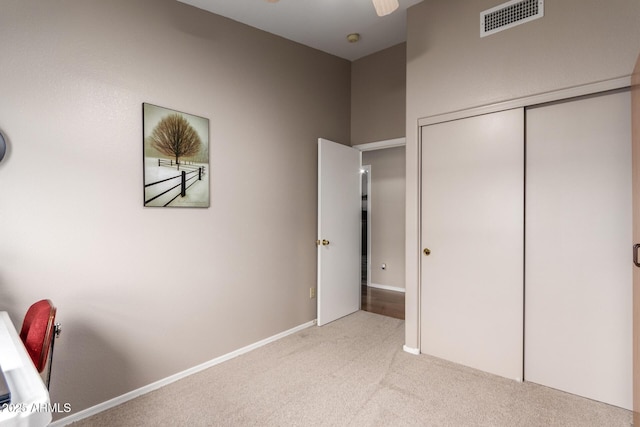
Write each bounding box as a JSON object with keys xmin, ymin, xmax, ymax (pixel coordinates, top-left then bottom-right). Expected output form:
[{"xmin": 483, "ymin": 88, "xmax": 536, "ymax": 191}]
[
  {"xmin": 369, "ymin": 283, "xmax": 405, "ymax": 293},
  {"xmin": 403, "ymin": 345, "xmax": 420, "ymax": 355},
  {"xmin": 50, "ymin": 319, "xmax": 317, "ymax": 426}
]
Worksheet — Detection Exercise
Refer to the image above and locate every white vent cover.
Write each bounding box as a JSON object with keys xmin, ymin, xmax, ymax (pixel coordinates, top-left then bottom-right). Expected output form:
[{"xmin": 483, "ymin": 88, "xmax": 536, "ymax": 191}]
[{"xmin": 481, "ymin": 0, "xmax": 544, "ymax": 37}]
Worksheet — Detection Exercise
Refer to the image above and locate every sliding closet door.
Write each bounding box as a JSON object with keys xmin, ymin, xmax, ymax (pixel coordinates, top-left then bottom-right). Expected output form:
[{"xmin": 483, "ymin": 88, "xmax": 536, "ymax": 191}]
[
  {"xmin": 633, "ymin": 53, "xmax": 640, "ymax": 424},
  {"xmin": 420, "ymin": 109, "xmax": 524, "ymax": 380},
  {"xmin": 525, "ymin": 90, "xmax": 632, "ymax": 409}
]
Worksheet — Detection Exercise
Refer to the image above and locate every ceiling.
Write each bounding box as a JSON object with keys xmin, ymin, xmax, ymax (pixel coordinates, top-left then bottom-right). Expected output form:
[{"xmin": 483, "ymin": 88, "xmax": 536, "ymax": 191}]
[{"xmin": 176, "ymin": 0, "xmax": 423, "ymax": 61}]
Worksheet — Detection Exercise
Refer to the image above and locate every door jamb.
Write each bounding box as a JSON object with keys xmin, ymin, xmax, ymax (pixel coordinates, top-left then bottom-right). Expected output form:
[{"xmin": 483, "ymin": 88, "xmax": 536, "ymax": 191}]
[
  {"xmin": 353, "ymin": 137, "xmax": 406, "ymax": 152},
  {"xmin": 361, "ymin": 164, "xmax": 372, "ymax": 289},
  {"xmin": 353, "ymin": 137, "xmax": 407, "ymax": 311}
]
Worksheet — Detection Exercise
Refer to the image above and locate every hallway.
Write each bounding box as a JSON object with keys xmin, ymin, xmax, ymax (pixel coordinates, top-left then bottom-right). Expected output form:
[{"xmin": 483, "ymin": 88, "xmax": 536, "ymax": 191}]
[{"xmin": 361, "ymin": 285, "xmax": 405, "ymax": 320}]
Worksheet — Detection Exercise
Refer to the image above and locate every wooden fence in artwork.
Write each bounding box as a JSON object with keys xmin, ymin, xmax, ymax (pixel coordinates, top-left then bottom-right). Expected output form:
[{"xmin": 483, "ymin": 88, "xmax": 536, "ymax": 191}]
[
  {"xmin": 157, "ymin": 159, "xmax": 201, "ymax": 169},
  {"xmin": 144, "ymin": 165, "xmax": 206, "ymax": 207}
]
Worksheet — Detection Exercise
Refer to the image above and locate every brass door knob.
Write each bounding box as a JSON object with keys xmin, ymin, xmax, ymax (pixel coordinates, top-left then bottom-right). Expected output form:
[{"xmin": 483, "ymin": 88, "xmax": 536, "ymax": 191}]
[
  {"xmin": 322, "ymin": 239, "xmax": 330, "ymax": 246},
  {"xmin": 423, "ymin": 248, "xmax": 431, "ymax": 256}
]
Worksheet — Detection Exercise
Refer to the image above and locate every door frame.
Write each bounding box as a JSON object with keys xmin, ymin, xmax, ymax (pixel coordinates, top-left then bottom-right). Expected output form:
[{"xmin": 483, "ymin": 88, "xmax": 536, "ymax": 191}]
[
  {"xmin": 360, "ymin": 164, "xmax": 372, "ymax": 289},
  {"xmin": 353, "ymin": 138, "xmax": 407, "ymax": 295},
  {"xmin": 317, "ymin": 137, "xmax": 407, "ymax": 326},
  {"xmin": 408, "ymin": 75, "xmax": 633, "ymax": 356},
  {"xmin": 354, "ymin": 137, "xmax": 406, "ymax": 152}
]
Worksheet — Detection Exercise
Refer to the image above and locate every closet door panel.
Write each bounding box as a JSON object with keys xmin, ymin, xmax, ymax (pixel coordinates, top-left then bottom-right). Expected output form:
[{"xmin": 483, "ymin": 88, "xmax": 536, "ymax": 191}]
[
  {"xmin": 525, "ymin": 90, "xmax": 632, "ymax": 409},
  {"xmin": 420, "ymin": 108, "xmax": 524, "ymax": 380}
]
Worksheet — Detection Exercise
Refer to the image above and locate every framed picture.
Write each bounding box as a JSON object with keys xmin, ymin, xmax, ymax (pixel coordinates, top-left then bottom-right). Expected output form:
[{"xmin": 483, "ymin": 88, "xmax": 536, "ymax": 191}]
[{"xmin": 142, "ymin": 103, "xmax": 210, "ymax": 207}]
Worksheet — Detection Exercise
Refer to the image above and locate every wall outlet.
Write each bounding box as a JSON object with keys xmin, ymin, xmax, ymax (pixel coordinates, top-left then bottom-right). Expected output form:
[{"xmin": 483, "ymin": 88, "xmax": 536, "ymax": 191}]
[{"xmin": 310, "ymin": 287, "xmax": 316, "ymax": 299}]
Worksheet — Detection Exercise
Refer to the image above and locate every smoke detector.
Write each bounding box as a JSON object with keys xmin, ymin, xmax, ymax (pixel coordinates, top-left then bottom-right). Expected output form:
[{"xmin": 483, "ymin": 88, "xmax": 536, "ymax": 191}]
[{"xmin": 347, "ymin": 33, "xmax": 360, "ymax": 43}]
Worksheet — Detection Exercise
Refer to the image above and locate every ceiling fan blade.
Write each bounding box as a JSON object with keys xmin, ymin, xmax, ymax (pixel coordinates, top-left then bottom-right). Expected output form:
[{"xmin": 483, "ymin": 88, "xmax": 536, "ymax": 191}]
[{"xmin": 372, "ymin": 0, "xmax": 399, "ymax": 17}]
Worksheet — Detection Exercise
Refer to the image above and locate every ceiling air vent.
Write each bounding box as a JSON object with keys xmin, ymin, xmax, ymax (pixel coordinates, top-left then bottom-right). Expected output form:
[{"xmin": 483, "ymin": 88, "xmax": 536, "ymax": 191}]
[{"xmin": 481, "ymin": 0, "xmax": 544, "ymax": 38}]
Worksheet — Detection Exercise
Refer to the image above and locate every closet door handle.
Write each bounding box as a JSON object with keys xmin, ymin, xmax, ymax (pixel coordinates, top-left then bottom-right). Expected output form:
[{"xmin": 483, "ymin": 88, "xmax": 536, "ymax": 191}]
[{"xmin": 634, "ymin": 244, "xmax": 640, "ymax": 268}]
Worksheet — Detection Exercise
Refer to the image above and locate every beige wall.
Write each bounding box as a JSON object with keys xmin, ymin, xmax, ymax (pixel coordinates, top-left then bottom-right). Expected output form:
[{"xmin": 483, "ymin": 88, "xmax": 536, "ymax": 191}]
[
  {"xmin": 0, "ymin": 0, "xmax": 350, "ymax": 417},
  {"xmin": 362, "ymin": 147, "xmax": 406, "ymax": 290},
  {"xmin": 405, "ymin": 0, "xmax": 640, "ymax": 349},
  {"xmin": 351, "ymin": 43, "xmax": 406, "ymax": 145}
]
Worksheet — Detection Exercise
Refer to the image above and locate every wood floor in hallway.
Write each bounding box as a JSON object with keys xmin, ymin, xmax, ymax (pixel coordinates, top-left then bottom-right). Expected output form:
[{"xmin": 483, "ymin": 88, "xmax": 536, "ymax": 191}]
[{"xmin": 361, "ymin": 286, "xmax": 405, "ymax": 320}]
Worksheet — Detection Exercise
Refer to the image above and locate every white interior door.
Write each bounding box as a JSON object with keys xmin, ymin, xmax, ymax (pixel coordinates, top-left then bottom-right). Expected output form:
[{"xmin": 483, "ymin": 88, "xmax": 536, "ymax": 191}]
[
  {"xmin": 420, "ymin": 109, "xmax": 524, "ymax": 380},
  {"xmin": 525, "ymin": 90, "xmax": 632, "ymax": 409},
  {"xmin": 317, "ymin": 138, "xmax": 361, "ymax": 326}
]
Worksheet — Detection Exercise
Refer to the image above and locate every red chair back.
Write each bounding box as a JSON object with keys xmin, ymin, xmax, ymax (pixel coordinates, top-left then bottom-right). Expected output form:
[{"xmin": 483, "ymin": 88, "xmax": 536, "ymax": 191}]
[{"xmin": 19, "ymin": 299, "xmax": 57, "ymax": 373}]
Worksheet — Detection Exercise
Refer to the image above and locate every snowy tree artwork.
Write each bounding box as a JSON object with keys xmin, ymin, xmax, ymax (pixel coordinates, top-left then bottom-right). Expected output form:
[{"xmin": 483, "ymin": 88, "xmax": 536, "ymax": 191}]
[{"xmin": 143, "ymin": 103, "xmax": 210, "ymax": 207}]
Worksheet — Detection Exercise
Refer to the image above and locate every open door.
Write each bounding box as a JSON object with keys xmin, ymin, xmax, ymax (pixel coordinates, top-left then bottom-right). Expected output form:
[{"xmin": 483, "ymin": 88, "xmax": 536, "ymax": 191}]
[
  {"xmin": 317, "ymin": 138, "xmax": 361, "ymax": 326},
  {"xmin": 632, "ymin": 52, "xmax": 640, "ymax": 425}
]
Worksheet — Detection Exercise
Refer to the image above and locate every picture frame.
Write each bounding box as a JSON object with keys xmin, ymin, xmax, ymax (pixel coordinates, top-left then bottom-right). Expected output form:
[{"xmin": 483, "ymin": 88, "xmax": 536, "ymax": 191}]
[{"xmin": 142, "ymin": 103, "xmax": 210, "ymax": 208}]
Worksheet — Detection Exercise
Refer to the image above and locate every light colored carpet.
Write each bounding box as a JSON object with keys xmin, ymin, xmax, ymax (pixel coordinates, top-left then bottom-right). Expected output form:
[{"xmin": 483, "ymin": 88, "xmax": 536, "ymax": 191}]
[{"xmin": 72, "ymin": 311, "xmax": 632, "ymax": 426}]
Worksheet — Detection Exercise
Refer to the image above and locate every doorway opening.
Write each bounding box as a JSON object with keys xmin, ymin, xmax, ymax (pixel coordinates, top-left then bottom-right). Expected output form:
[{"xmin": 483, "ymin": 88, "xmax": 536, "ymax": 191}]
[
  {"xmin": 361, "ymin": 165, "xmax": 370, "ymax": 290},
  {"xmin": 356, "ymin": 143, "xmax": 406, "ymax": 320}
]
